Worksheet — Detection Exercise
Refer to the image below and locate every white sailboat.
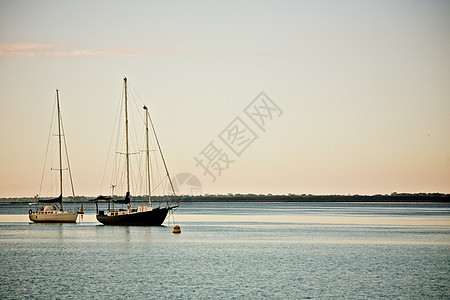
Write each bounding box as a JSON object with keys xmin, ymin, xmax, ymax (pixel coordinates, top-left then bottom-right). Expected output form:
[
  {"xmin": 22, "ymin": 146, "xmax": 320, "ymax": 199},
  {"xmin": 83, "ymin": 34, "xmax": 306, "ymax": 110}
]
[{"xmin": 29, "ymin": 90, "xmax": 79, "ymax": 223}]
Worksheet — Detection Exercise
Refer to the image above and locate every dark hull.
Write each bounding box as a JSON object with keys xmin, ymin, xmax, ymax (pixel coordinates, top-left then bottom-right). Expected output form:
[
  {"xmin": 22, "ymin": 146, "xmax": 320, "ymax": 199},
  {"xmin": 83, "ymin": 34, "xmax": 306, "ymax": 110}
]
[{"xmin": 96, "ymin": 207, "xmax": 170, "ymax": 226}]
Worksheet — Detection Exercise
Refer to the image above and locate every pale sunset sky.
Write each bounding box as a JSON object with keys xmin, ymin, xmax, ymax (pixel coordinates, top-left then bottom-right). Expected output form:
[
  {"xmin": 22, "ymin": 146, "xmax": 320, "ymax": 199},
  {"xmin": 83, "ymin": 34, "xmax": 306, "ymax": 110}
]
[{"xmin": 0, "ymin": 0, "xmax": 449, "ymax": 198}]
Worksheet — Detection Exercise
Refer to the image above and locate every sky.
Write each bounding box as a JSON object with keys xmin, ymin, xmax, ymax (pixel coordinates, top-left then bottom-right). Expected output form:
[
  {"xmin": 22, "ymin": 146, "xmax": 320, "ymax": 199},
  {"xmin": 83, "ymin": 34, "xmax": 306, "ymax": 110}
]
[{"xmin": 0, "ymin": 0, "xmax": 449, "ymax": 198}]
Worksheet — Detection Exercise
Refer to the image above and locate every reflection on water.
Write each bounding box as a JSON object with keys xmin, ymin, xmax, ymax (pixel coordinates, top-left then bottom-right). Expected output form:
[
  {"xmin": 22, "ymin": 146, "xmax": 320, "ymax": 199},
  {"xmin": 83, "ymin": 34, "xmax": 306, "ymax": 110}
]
[
  {"xmin": 176, "ymin": 213, "xmax": 450, "ymax": 226},
  {"xmin": 0, "ymin": 202, "xmax": 449, "ymax": 299},
  {"xmin": 3, "ymin": 201, "xmax": 450, "ymax": 227},
  {"xmin": 3, "ymin": 212, "xmax": 450, "ymax": 226}
]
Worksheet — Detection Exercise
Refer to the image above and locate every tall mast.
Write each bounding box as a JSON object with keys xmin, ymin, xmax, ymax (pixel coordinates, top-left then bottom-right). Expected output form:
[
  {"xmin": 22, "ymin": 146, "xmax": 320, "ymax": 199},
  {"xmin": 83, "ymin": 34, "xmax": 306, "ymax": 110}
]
[
  {"xmin": 56, "ymin": 89, "xmax": 63, "ymax": 210},
  {"xmin": 144, "ymin": 106, "xmax": 151, "ymax": 206},
  {"xmin": 124, "ymin": 77, "xmax": 130, "ymax": 195}
]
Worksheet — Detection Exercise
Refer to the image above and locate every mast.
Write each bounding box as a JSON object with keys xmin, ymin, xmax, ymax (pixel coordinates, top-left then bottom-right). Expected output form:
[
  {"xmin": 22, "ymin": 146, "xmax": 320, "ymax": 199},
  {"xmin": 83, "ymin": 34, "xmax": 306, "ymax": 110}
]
[
  {"xmin": 144, "ymin": 106, "xmax": 151, "ymax": 206},
  {"xmin": 124, "ymin": 78, "xmax": 130, "ymax": 196},
  {"xmin": 56, "ymin": 89, "xmax": 63, "ymax": 210}
]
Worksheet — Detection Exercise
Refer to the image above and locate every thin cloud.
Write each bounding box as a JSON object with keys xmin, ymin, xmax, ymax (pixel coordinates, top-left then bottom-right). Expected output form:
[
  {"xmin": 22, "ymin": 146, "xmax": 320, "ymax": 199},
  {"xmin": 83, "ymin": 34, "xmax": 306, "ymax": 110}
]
[
  {"xmin": 246, "ymin": 52, "xmax": 285, "ymax": 57},
  {"xmin": 0, "ymin": 43, "xmax": 207, "ymax": 57}
]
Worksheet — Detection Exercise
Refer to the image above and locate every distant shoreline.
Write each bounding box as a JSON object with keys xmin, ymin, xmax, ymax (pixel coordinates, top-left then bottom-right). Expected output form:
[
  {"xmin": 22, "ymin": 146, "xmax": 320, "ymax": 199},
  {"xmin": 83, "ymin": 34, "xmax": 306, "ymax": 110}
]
[{"xmin": 1, "ymin": 193, "xmax": 449, "ymax": 203}]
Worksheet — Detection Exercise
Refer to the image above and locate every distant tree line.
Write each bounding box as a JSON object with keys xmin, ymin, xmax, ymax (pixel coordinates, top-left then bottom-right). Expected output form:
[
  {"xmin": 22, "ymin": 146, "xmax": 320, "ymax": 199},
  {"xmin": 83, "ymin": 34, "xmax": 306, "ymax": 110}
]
[
  {"xmin": 172, "ymin": 193, "xmax": 450, "ymax": 203},
  {"xmin": 1, "ymin": 193, "xmax": 449, "ymax": 203}
]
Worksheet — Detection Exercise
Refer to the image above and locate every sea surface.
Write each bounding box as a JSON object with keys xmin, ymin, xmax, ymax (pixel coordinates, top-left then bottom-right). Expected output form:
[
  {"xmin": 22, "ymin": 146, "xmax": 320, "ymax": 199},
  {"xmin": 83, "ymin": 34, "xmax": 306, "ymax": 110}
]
[{"xmin": 0, "ymin": 202, "xmax": 449, "ymax": 299}]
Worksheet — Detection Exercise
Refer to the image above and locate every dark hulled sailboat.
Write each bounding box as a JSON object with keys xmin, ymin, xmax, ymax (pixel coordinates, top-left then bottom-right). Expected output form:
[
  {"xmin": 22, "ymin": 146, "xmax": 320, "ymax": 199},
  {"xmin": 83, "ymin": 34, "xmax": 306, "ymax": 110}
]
[
  {"xmin": 95, "ymin": 204, "xmax": 172, "ymax": 226},
  {"xmin": 93, "ymin": 78, "xmax": 178, "ymax": 226}
]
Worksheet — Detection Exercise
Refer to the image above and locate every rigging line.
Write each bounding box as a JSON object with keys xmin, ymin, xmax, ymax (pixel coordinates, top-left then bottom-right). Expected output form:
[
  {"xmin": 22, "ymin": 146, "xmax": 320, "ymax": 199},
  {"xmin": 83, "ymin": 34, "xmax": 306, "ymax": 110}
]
[
  {"xmin": 135, "ymin": 153, "xmax": 146, "ymax": 196},
  {"xmin": 59, "ymin": 111, "xmax": 77, "ymax": 209},
  {"xmin": 138, "ymin": 126, "xmax": 149, "ymax": 196},
  {"xmin": 100, "ymin": 84, "xmax": 125, "ymax": 195},
  {"xmin": 129, "ymin": 156, "xmax": 136, "ymax": 196},
  {"xmin": 153, "ymin": 152, "xmax": 164, "ymax": 185},
  {"xmin": 50, "ymin": 131, "xmax": 59, "ymax": 197},
  {"xmin": 136, "ymin": 150, "xmax": 145, "ymax": 196},
  {"xmin": 153, "ymin": 161, "xmax": 165, "ymax": 196},
  {"xmin": 129, "ymin": 89, "xmax": 148, "ymax": 195},
  {"xmin": 130, "ymin": 96, "xmax": 146, "ymax": 155},
  {"xmin": 128, "ymin": 83, "xmax": 158, "ymax": 198},
  {"xmin": 146, "ymin": 109, "xmax": 178, "ymax": 202},
  {"xmin": 111, "ymin": 91, "xmax": 125, "ymax": 194},
  {"xmin": 112, "ymin": 104, "xmax": 125, "ymax": 192},
  {"xmin": 128, "ymin": 83, "xmax": 148, "ymax": 113},
  {"xmin": 38, "ymin": 93, "xmax": 57, "ymax": 197},
  {"xmin": 128, "ymin": 85, "xmax": 146, "ymax": 124},
  {"xmin": 128, "ymin": 91, "xmax": 147, "ymax": 196},
  {"xmin": 171, "ymin": 209, "xmax": 176, "ymax": 226},
  {"xmin": 117, "ymin": 159, "xmax": 125, "ymax": 196},
  {"xmin": 150, "ymin": 174, "xmax": 168, "ymax": 194}
]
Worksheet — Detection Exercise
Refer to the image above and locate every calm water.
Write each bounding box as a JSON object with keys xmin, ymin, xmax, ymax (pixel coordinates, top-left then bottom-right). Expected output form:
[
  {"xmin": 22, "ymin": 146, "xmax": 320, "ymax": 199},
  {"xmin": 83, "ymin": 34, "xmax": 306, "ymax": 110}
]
[{"xmin": 0, "ymin": 202, "xmax": 449, "ymax": 299}]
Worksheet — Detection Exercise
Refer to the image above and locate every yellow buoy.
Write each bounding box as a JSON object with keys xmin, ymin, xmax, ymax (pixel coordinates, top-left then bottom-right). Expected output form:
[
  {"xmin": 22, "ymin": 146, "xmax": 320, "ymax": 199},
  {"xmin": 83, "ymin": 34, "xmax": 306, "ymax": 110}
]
[{"xmin": 172, "ymin": 225, "xmax": 181, "ymax": 234}]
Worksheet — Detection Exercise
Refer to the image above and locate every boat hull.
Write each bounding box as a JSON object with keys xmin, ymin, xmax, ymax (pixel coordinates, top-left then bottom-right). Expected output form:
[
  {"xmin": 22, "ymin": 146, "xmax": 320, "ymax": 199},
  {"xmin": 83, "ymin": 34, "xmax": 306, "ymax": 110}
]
[
  {"xmin": 96, "ymin": 207, "xmax": 171, "ymax": 226},
  {"xmin": 29, "ymin": 211, "xmax": 78, "ymax": 223}
]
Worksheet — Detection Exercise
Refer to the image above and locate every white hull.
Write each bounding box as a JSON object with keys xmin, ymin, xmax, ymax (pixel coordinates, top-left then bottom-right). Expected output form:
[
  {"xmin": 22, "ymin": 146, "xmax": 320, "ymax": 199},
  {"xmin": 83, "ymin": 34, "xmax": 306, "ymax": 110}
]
[{"xmin": 29, "ymin": 211, "xmax": 78, "ymax": 223}]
